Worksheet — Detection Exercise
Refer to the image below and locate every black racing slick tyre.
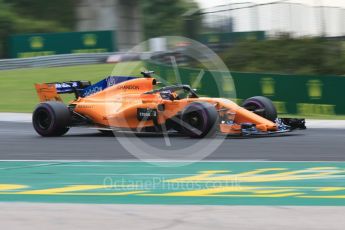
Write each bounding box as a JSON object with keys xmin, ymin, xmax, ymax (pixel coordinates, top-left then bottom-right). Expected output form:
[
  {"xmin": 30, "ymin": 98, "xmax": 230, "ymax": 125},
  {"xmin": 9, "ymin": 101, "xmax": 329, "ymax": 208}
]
[
  {"xmin": 180, "ymin": 102, "xmax": 218, "ymax": 138},
  {"xmin": 32, "ymin": 102, "xmax": 70, "ymax": 137},
  {"xmin": 242, "ymin": 96, "xmax": 277, "ymax": 121}
]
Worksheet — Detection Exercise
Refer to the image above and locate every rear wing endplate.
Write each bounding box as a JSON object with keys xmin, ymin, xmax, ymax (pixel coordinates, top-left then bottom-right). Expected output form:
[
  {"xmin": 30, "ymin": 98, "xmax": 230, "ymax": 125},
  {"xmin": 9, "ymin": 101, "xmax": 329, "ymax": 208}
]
[
  {"xmin": 35, "ymin": 83, "xmax": 63, "ymax": 102},
  {"xmin": 34, "ymin": 76, "xmax": 137, "ymax": 102},
  {"xmin": 34, "ymin": 81, "xmax": 91, "ymax": 102}
]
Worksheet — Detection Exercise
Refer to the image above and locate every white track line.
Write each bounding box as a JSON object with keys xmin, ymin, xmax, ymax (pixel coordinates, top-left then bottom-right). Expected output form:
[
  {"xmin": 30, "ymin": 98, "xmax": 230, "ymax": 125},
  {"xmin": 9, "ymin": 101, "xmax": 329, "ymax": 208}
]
[
  {"xmin": 1, "ymin": 113, "xmax": 345, "ymax": 128},
  {"xmin": 0, "ymin": 113, "xmax": 31, "ymax": 123},
  {"xmin": 0, "ymin": 160, "xmax": 345, "ymax": 163},
  {"xmin": 307, "ymin": 120, "xmax": 345, "ymax": 129}
]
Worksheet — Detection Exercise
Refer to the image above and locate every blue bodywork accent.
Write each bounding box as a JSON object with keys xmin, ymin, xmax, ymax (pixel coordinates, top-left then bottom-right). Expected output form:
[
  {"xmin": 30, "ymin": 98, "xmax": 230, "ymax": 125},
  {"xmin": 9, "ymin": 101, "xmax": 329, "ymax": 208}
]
[
  {"xmin": 53, "ymin": 76, "xmax": 136, "ymax": 97},
  {"xmin": 55, "ymin": 82, "xmax": 79, "ymax": 94},
  {"xmin": 80, "ymin": 76, "xmax": 136, "ymax": 97}
]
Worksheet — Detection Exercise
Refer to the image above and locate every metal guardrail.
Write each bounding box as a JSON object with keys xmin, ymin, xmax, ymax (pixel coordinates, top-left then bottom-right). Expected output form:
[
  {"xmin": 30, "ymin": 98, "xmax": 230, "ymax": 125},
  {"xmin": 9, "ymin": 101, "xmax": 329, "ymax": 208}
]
[{"xmin": 0, "ymin": 53, "xmax": 124, "ymax": 70}]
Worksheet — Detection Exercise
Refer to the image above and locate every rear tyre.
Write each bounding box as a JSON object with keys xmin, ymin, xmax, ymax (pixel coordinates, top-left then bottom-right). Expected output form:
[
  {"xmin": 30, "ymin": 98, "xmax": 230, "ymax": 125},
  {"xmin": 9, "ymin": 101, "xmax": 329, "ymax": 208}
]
[
  {"xmin": 242, "ymin": 96, "xmax": 277, "ymax": 121},
  {"xmin": 32, "ymin": 102, "xmax": 70, "ymax": 137},
  {"xmin": 180, "ymin": 102, "xmax": 218, "ymax": 138}
]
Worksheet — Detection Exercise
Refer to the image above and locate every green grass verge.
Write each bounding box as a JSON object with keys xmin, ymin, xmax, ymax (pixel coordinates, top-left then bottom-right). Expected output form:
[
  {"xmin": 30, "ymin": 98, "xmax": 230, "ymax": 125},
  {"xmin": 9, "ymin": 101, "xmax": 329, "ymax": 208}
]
[{"xmin": 0, "ymin": 62, "xmax": 143, "ymax": 112}]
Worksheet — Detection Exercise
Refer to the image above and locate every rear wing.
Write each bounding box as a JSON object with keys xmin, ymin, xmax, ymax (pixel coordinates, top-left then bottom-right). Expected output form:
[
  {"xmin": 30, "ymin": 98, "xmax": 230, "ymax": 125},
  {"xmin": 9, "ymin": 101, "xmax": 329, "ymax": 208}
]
[
  {"xmin": 35, "ymin": 83, "xmax": 61, "ymax": 102},
  {"xmin": 35, "ymin": 76, "xmax": 136, "ymax": 102},
  {"xmin": 34, "ymin": 81, "xmax": 91, "ymax": 102}
]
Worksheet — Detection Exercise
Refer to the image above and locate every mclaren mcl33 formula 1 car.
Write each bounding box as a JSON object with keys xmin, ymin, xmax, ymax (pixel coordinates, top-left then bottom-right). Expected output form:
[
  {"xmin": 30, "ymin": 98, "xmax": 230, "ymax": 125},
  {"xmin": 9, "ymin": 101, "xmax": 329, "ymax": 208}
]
[{"xmin": 33, "ymin": 71, "xmax": 306, "ymax": 138}]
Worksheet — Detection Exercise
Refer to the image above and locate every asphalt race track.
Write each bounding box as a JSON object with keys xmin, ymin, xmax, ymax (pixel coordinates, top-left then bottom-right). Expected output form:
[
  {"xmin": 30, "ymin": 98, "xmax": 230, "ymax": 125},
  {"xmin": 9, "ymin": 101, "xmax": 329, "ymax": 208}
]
[
  {"xmin": 1, "ymin": 120, "xmax": 345, "ymax": 229},
  {"xmin": 0, "ymin": 121, "xmax": 344, "ymax": 161}
]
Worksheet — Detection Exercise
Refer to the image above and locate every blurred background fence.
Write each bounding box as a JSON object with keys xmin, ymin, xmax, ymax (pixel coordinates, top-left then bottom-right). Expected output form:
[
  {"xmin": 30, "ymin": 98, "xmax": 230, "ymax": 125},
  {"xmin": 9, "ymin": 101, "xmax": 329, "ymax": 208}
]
[
  {"xmin": 198, "ymin": 1, "xmax": 345, "ymax": 38},
  {"xmin": 0, "ymin": 53, "xmax": 115, "ymax": 70}
]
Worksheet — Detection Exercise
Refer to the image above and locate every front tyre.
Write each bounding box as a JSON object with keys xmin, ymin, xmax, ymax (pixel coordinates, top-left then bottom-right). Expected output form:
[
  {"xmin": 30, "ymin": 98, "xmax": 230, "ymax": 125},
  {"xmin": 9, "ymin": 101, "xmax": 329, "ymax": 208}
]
[
  {"xmin": 242, "ymin": 96, "xmax": 277, "ymax": 121},
  {"xmin": 180, "ymin": 102, "xmax": 218, "ymax": 138},
  {"xmin": 32, "ymin": 102, "xmax": 70, "ymax": 137}
]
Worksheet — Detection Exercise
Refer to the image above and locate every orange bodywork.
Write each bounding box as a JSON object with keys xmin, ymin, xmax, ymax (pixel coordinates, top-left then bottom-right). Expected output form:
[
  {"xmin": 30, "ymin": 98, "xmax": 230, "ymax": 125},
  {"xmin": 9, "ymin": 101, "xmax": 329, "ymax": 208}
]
[
  {"xmin": 35, "ymin": 77, "xmax": 278, "ymax": 134},
  {"xmin": 35, "ymin": 83, "xmax": 62, "ymax": 102}
]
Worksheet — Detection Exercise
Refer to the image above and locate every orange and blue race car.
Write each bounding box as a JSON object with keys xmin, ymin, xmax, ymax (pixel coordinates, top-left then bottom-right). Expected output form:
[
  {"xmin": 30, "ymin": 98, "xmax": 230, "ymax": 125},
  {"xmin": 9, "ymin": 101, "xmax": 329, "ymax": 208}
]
[{"xmin": 32, "ymin": 71, "xmax": 306, "ymax": 138}]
